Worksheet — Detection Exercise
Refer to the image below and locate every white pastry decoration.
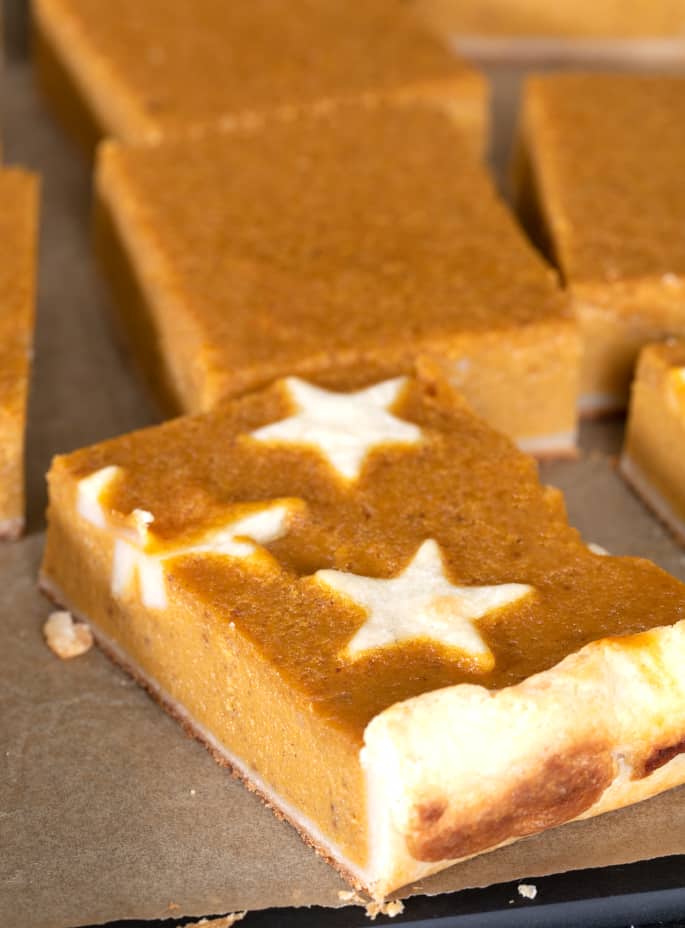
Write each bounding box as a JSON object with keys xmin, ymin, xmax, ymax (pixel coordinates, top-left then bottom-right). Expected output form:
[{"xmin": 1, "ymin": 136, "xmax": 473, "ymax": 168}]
[
  {"xmin": 77, "ymin": 466, "xmax": 296, "ymax": 608},
  {"xmin": 315, "ymin": 539, "xmax": 534, "ymax": 669},
  {"xmin": 77, "ymin": 465, "xmax": 123, "ymax": 529},
  {"xmin": 250, "ymin": 377, "xmax": 422, "ymax": 481}
]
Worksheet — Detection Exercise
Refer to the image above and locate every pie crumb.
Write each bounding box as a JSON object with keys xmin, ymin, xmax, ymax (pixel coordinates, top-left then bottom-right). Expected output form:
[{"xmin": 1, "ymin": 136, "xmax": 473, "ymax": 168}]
[
  {"xmin": 43, "ymin": 611, "xmax": 93, "ymax": 659},
  {"xmin": 518, "ymin": 883, "xmax": 538, "ymax": 900},
  {"xmin": 191, "ymin": 913, "xmax": 246, "ymax": 927},
  {"xmin": 337, "ymin": 891, "xmax": 404, "ymax": 919},
  {"xmin": 338, "ymin": 890, "xmax": 365, "ymax": 903},
  {"xmin": 365, "ymin": 899, "xmax": 405, "ymax": 920},
  {"xmin": 587, "ymin": 542, "xmax": 609, "ymax": 556}
]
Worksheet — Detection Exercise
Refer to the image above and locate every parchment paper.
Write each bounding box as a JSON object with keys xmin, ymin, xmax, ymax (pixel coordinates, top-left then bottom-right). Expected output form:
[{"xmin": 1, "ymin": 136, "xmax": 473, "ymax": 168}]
[{"xmin": 3, "ymin": 42, "xmax": 685, "ymax": 928}]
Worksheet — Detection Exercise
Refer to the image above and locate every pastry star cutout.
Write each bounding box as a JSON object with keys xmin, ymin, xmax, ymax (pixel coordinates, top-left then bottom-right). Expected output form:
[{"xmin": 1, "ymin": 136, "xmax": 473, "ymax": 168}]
[
  {"xmin": 78, "ymin": 467, "xmax": 296, "ymax": 608},
  {"xmin": 250, "ymin": 377, "xmax": 422, "ymax": 481},
  {"xmin": 110, "ymin": 502, "xmax": 297, "ymax": 608},
  {"xmin": 315, "ymin": 540, "xmax": 534, "ymax": 670}
]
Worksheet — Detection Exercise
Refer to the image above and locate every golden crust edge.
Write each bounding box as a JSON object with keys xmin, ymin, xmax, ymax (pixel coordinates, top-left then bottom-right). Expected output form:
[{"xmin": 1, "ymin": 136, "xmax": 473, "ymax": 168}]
[{"xmin": 362, "ymin": 613, "xmax": 685, "ymax": 896}]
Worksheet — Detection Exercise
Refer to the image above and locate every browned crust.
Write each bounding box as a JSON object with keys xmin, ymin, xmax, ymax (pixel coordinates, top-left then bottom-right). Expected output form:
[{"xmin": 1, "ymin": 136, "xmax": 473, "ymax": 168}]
[
  {"xmin": 407, "ymin": 740, "xmax": 614, "ymax": 861},
  {"xmin": 360, "ymin": 601, "xmax": 685, "ymax": 897},
  {"xmin": 642, "ymin": 737, "xmax": 685, "ymax": 778},
  {"xmin": 38, "ymin": 575, "xmax": 371, "ymax": 897}
]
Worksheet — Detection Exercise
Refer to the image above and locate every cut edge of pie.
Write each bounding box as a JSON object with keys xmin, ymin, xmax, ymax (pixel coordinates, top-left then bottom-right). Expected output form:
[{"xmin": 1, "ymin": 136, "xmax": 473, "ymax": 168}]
[{"xmin": 38, "ymin": 569, "xmax": 685, "ymax": 899}]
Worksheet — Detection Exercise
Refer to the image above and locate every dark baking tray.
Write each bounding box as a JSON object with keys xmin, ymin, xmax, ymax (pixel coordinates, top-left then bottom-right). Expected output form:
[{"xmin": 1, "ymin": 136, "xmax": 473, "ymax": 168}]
[{"xmin": 84, "ymin": 855, "xmax": 685, "ymax": 928}]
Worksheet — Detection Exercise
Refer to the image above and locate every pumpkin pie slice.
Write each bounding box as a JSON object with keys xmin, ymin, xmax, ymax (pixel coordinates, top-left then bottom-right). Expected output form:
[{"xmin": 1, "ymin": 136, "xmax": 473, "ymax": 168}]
[
  {"xmin": 515, "ymin": 74, "xmax": 685, "ymax": 415},
  {"xmin": 32, "ymin": 0, "xmax": 487, "ymax": 153},
  {"xmin": 41, "ymin": 371, "xmax": 685, "ymax": 898},
  {"xmin": 0, "ymin": 168, "xmax": 40, "ymax": 539},
  {"xmin": 95, "ymin": 103, "xmax": 579, "ymax": 456},
  {"xmin": 621, "ymin": 339, "xmax": 685, "ymax": 543}
]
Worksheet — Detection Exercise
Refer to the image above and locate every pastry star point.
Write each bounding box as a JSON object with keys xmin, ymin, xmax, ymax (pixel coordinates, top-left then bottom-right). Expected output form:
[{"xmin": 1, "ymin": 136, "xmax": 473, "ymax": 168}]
[
  {"xmin": 315, "ymin": 539, "xmax": 534, "ymax": 669},
  {"xmin": 250, "ymin": 376, "xmax": 422, "ymax": 481},
  {"xmin": 111, "ymin": 499, "xmax": 297, "ymax": 607},
  {"xmin": 77, "ymin": 465, "xmax": 123, "ymax": 528},
  {"xmin": 78, "ymin": 469, "xmax": 297, "ymax": 608}
]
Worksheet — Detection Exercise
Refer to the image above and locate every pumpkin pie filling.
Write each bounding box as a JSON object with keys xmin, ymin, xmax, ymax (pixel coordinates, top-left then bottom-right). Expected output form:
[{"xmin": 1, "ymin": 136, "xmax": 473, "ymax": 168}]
[
  {"xmin": 32, "ymin": 0, "xmax": 487, "ymax": 153},
  {"xmin": 515, "ymin": 74, "xmax": 685, "ymax": 414},
  {"xmin": 0, "ymin": 169, "xmax": 40, "ymax": 539},
  {"xmin": 41, "ymin": 373, "xmax": 685, "ymax": 896},
  {"xmin": 94, "ymin": 103, "xmax": 579, "ymax": 454}
]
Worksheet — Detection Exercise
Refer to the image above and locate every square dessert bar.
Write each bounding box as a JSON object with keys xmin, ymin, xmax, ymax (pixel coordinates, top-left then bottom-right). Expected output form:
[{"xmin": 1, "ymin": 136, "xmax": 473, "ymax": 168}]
[
  {"xmin": 515, "ymin": 74, "xmax": 685, "ymax": 415},
  {"xmin": 621, "ymin": 339, "xmax": 685, "ymax": 543},
  {"xmin": 0, "ymin": 169, "xmax": 40, "ymax": 539},
  {"xmin": 42, "ymin": 371, "xmax": 685, "ymax": 897},
  {"xmin": 32, "ymin": 0, "xmax": 487, "ymax": 152},
  {"xmin": 95, "ymin": 103, "xmax": 579, "ymax": 455}
]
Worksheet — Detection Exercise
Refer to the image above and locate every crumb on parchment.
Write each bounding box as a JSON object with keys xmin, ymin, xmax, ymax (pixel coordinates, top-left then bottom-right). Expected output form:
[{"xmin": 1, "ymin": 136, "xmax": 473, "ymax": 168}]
[
  {"xmin": 338, "ymin": 889, "xmax": 365, "ymax": 904},
  {"xmin": 43, "ymin": 611, "xmax": 93, "ymax": 659},
  {"xmin": 191, "ymin": 913, "xmax": 246, "ymax": 927},
  {"xmin": 338, "ymin": 890, "xmax": 405, "ymax": 919},
  {"xmin": 518, "ymin": 883, "xmax": 538, "ymax": 900},
  {"xmin": 365, "ymin": 899, "xmax": 405, "ymax": 919}
]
